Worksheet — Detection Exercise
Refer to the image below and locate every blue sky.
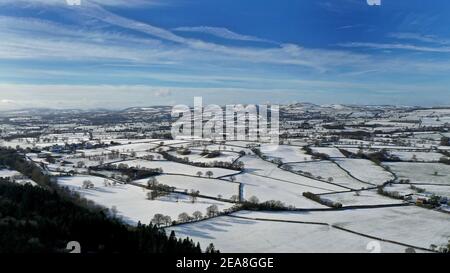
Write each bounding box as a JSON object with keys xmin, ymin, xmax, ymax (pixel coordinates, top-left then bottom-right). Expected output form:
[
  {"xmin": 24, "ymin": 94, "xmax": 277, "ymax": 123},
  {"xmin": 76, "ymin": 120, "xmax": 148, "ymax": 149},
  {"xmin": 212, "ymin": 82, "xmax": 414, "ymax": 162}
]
[{"xmin": 1, "ymin": 0, "xmax": 450, "ymax": 109}]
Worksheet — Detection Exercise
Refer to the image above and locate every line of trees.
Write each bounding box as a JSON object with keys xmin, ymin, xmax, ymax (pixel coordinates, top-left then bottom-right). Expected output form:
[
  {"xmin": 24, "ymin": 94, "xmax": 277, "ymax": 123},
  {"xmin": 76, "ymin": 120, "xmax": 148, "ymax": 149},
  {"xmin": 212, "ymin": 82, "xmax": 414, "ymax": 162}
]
[
  {"xmin": 151, "ymin": 205, "xmax": 220, "ymax": 226},
  {"xmin": 303, "ymin": 192, "xmax": 342, "ymax": 208}
]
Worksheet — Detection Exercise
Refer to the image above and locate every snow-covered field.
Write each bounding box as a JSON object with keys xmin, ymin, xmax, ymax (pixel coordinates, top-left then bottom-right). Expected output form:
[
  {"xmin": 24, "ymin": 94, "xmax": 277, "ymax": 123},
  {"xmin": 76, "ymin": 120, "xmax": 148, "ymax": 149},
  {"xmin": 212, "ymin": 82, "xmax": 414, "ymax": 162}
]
[
  {"xmin": 57, "ymin": 175, "xmax": 234, "ymax": 225},
  {"xmin": 413, "ymin": 184, "xmax": 450, "ymax": 198},
  {"xmin": 61, "ymin": 156, "xmax": 123, "ymax": 168},
  {"xmin": 159, "ymin": 139, "xmax": 191, "ymax": 147},
  {"xmin": 411, "ymin": 133, "xmax": 444, "ymax": 141},
  {"xmin": 106, "ymin": 142, "xmax": 160, "ymax": 153},
  {"xmin": 167, "ymin": 149, "xmax": 239, "ymax": 164},
  {"xmin": 3, "ymin": 104, "xmax": 450, "ymax": 253},
  {"xmin": 240, "ymin": 155, "xmax": 345, "ymax": 194},
  {"xmin": 310, "ymin": 147, "xmax": 346, "ymax": 158},
  {"xmin": 205, "ymin": 144, "xmax": 253, "ymax": 155},
  {"xmin": 385, "ymin": 162, "xmax": 450, "ymax": 185},
  {"xmin": 111, "ymin": 159, "xmax": 239, "ymax": 178},
  {"xmin": 169, "ymin": 215, "xmax": 413, "ymax": 253},
  {"xmin": 0, "ymin": 169, "xmax": 22, "ymax": 178},
  {"xmin": 320, "ymin": 189, "xmax": 404, "ymax": 206},
  {"xmin": 76, "ymin": 148, "xmax": 112, "ymax": 157},
  {"xmin": 225, "ymin": 206, "xmax": 450, "ymax": 250},
  {"xmin": 0, "ymin": 169, "xmax": 38, "ymax": 186},
  {"xmin": 284, "ymin": 161, "xmax": 368, "ymax": 190},
  {"xmin": 383, "ymin": 183, "xmax": 417, "ymax": 197},
  {"xmin": 260, "ymin": 144, "xmax": 314, "ymax": 163},
  {"xmin": 135, "ymin": 174, "xmax": 239, "ymax": 199},
  {"xmin": 334, "ymin": 158, "xmax": 395, "ymax": 185},
  {"xmin": 124, "ymin": 151, "xmax": 165, "ymax": 159},
  {"xmin": 232, "ymin": 173, "xmax": 327, "ymax": 208},
  {"xmin": 13, "ymin": 178, "xmax": 38, "ymax": 186},
  {"xmin": 388, "ymin": 151, "xmax": 447, "ymax": 162},
  {"xmin": 225, "ymin": 141, "xmax": 258, "ymax": 148}
]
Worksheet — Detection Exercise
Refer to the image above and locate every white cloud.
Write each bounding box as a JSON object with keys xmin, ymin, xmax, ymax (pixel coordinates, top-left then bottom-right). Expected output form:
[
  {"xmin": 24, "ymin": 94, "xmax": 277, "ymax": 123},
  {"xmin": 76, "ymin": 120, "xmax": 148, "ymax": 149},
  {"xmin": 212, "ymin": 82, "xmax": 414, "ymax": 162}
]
[
  {"xmin": 0, "ymin": 99, "xmax": 15, "ymax": 104},
  {"xmin": 0, "ymin": 12, "xmax": 370, "ymax": 71},
  {"xmin": 7, "ymin": 0, "xmax": 447, "ymax": 76},
  {"xmin": 389, "ymin": 32, "xmax": 450, "ymax": 45},
  {"xmin": 339, "ymin": 42, "xmax": 450, "ymax": 53},
  {"xmin": 2, "ymin": 11, "xmax": 449, "ymax": 85},
  {"xmin": 0, "ymin": 0, "xmax": 161, "ymax": 7},
  {"xmin": 1, "ymin": 0, "xmax": 450, "ymax": 110},
  {"xmin": 173, "ymin": 26, "xmax": 273, "ymax": 43},
  {"xmin": 154, "ymin": 88, "xmax": 172, "ymax": 97},
  {"xmin": 91, "ymin": 0, "xmax": 163, "ymax": 6},
  {"xmin": 1, "ymin": 80, "xmax": 448, "ymax": 110}
]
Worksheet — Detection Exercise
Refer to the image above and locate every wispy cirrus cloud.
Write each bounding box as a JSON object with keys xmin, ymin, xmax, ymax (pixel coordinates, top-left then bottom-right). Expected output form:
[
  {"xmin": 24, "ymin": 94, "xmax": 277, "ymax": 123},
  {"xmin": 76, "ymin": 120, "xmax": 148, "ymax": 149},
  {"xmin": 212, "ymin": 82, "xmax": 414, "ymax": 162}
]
[
  {"xmin": 339, "ymin": 42, "xmax": 450, "ymax": 53},
  {"xmin": 3, "ymin": 0, "xmax": 448, "ymax": 74},
  {"xmin": 173, "ymin": 26, "xmax": 274, "ymax": 43},
  {"xmin": 0, "ymin": 16, "xmax": 175, "ymax": 64},
  {"xmin": 389, "ymin": 32, "xmax": 450, "ymax": 45},
  {"xmin": 0, "ymin": 0, "xmax": 163, "ymax": 7},
  {"xmin": 0, "ymin": 4, "xmax": 369, "ymax": 72},
  {"xmin": 2, "ymin": 6, "xmax": 450, "ymax": 86},
  {"xmin": 341, "ymin": 32, "xmax": 450, "ymax": 54},
  {"xmin": 1, "ymin": 0, "xmax": 450, "ymax": 109}
]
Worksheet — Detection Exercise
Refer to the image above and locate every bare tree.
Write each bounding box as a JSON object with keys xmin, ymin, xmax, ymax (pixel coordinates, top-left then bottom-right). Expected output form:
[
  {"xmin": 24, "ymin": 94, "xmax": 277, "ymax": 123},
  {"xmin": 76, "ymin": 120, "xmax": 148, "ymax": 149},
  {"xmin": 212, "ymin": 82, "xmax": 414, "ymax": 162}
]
[
  {"xmin": 190, "ymin": 189, "xmax": 200, "ymax": 203},
  {"xmin": 147, "ymin": 177, "xmax": 159, "ymax": 188},
  {"xmin": 147, "ymin": 190, "xmax": 164, "ymax": 200},
  {"xmin": 82, "ymin": 180, "xmax": 94, "ymax": 189},
  {"xmin": 205, "ymin": 170, "xmax": 214, "ymax": 178},
  {"xmin": 192, "ymin": 211, "xmax": 203, "ymax": 220},
  {"xmin": 163, "ymin": 215, "xmax": 172, "ymax": 226},
  {"xmin": 248, "ymin": 196, "xmax": 260, "ymax": 204},
  {"xmin": 206, "ymin": 205, "xmax": 219, "ymax": 217},
  {"xmin": 178, "ymin": 212, "xmax": 191, "ymax": 223},
  {"xmin": 151, "ymin": 214, "xmax": 165, "ymax": 227}
]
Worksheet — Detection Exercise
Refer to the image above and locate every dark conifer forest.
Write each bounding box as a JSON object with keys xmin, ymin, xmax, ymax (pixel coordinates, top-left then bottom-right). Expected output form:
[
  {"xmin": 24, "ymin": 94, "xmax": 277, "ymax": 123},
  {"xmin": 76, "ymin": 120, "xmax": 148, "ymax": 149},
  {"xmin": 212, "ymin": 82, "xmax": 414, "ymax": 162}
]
[{"xmin": 0, "ymin": 148, "xmax": 203, "ymax": 253}]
